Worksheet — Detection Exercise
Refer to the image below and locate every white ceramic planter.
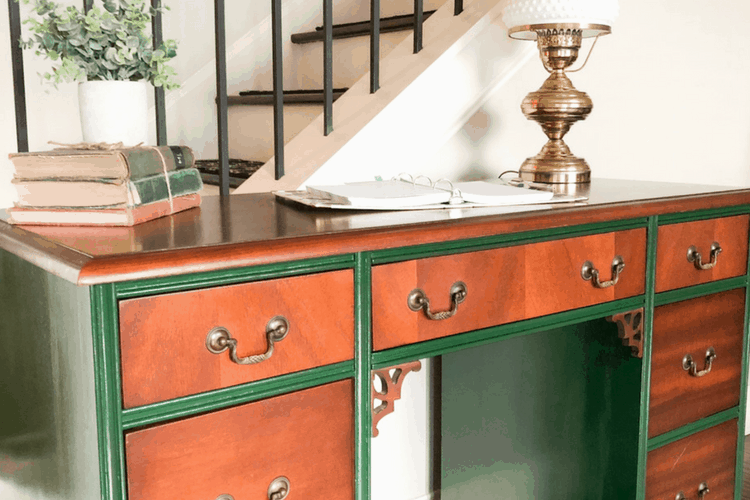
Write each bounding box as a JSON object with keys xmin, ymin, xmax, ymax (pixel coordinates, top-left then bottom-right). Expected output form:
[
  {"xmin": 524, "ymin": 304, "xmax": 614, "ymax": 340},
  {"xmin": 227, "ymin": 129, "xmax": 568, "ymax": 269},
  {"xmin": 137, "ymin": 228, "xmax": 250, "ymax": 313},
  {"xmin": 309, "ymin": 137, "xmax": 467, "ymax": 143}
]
[{"xmin": 78, "ymin": 80, "xmax": 150, "ymax": 146}]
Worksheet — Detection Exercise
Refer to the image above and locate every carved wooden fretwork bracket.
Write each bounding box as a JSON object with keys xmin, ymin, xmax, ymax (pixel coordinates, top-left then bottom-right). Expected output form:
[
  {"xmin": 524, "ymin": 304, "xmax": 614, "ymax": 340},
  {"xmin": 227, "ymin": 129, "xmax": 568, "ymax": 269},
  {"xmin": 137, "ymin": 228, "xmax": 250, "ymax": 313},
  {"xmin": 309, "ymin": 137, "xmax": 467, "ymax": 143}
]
[
  {"xmin": 371, "ymin": 360, "xmax": 422, "ymax": 437},
  {"xmin": 606, "ymin": 308, "xmax": 645, "ymax": 359}
]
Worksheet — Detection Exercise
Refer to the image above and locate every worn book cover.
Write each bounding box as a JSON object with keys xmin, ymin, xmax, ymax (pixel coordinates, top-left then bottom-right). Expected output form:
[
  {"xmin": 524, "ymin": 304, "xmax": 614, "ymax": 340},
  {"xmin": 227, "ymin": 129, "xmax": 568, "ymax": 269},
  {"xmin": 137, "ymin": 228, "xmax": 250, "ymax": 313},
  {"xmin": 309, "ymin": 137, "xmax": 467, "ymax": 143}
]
[
  {"xmin": 9, "ymin": 145, "xmax": 195, "ymax": 182},
  {"xmin": 8, "ymin": 193, "xmax": 201, "ymax": 227}
]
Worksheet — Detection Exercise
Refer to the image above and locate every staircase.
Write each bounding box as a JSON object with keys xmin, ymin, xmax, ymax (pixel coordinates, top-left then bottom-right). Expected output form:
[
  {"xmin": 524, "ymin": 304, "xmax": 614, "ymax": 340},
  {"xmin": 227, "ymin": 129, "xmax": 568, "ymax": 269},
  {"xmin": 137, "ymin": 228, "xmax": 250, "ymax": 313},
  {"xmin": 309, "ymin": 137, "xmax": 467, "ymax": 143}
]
[{"xmin": 197, "ymin": 1, "xmax": 445, "ymax": 192}]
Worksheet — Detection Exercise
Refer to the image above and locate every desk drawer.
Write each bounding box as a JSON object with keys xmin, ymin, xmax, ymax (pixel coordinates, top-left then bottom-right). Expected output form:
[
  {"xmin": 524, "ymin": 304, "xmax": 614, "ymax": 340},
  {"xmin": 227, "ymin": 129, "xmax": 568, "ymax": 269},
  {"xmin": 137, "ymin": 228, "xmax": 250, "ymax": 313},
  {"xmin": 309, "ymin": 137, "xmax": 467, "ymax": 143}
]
[
  {"xmin": 646, "ymin": 419, "xmax": 737, "ymax": 500},
  {"xmin": 372, "ymin": 229, "xmax": 646, "ymax": 351},
  {"xmin": 649, "ymin": 289, "xmax": 744, "ymax": 438},
  {"xmin": 119, "ymin": 270, "xmax": 354, "ymax": 408},
  {"xmin": 655, "ymin": 215, "xmax": 749, "ymax": 293},
  {"xmin": 125, "ymin": 379, "xmax": 354, "ymax": 500}
]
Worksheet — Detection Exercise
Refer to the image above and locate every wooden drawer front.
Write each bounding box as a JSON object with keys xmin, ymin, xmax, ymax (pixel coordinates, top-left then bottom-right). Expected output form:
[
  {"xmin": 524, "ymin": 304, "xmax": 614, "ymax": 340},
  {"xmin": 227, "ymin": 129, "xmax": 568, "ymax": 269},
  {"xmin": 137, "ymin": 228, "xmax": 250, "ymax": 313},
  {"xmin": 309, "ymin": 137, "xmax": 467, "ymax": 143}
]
[
  {"xmin": 372, "ymin": 229, "xmax": 646, "ymax": 351},
  {"xmin": 649, "ymin": 289, "xmax": 744, "ymax": 438},
  {"xmin": 119, "ymin": 270, "xmax": 354, "ymax": 408},
  {"xmin": 125, "ymin": 379, "xmax": 354, "ymax": 500},
  {"xmin": 646, "ymin": 419, "xmax": 737, "ymax": 500},
  {"xmin": 656, "ymin": 215, "xmax": 749, "ymax": 293}
]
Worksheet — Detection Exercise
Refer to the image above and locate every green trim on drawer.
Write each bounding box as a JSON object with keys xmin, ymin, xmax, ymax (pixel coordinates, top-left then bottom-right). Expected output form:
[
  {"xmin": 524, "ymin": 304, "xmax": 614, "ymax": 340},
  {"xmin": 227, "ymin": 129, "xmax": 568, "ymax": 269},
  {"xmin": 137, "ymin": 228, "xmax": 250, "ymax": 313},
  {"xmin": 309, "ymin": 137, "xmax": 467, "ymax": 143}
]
[
  {"xmin": 734, "ymin": 226, "xmax": 750, "ymax": 499},
  {"xmin": 370, "ymin": 217, "xmax": 648, "ymax": 265},
  {"xmin": 636, "ymin": 215, "xmax": 658, "ymax": 500},
  {"xmin": 354, "ymin": 252, "xmax": 373, "ymax": 500},
  {"xmin": 653, "ymin": 276, "xmax": 748, "ymax": 307},
  {"xmin": 115, "ymin": 254, "xmax": 355, "ymax": 298},
  {"xmin": 371, "ymin": 296, "xmax": 645, "ymax": 369},
  {"xmin": 657, "ymin": 204, "xmax": 750, "ymax": 225},
  {"xmin": 121, "ymin": 360, "xmax": 355, "ymax": 430},
  {"xmin": 646, "ymin": 407, "xmax": 740, "ymax": 452},
  {"xmin": 90, "ymin": 284, "xmax": 126, "ymax": 500}
]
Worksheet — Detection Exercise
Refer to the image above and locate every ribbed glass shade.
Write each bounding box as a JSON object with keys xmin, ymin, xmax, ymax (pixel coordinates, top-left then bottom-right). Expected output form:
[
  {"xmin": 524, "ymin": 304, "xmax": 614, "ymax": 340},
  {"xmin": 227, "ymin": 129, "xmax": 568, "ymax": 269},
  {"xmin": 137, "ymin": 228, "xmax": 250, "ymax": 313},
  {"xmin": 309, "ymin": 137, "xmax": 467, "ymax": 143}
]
[{"xmin": 503, "ymin": 0, "xmax": 618, "ymax": 37}]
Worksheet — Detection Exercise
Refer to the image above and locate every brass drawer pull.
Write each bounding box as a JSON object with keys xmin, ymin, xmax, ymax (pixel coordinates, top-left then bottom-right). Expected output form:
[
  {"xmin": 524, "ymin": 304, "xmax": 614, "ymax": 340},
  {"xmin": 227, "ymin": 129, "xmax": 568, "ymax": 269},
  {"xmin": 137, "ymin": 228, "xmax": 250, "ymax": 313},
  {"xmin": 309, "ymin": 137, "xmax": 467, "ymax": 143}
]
[
  {"xmin": 675, "ymin": 482, "xmax": 710, "ymax": 500},
  {"xmin": 268, "ymin": 476, "xmax": 290, "ymax": 500},
  {"xmin": 408, "ymin": 281, "xmax": 467, "ymax": 320},
  {"xmin": 682, "ymin": 347, "xmax": 716, "ymax": 378},
  {"xmin": 581, "ymin": 256, "xmax": 625, "ymax": 288},
  {"xmin": 206, "ymin": 316, "xmax": 289, "ymax": 365},
  {"xmin": 213, "ymin": 477, "xmax": 289, "ymax": 500},
  {"xmin": 687, "ymin": 242, "xmax": 722, "ymax": 270}
]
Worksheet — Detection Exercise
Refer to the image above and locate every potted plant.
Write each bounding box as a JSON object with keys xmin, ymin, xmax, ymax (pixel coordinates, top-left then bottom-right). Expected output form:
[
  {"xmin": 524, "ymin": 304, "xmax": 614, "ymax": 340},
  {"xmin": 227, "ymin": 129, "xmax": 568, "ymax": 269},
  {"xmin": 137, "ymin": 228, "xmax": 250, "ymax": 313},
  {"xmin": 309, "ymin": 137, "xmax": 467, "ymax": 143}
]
[{"xmin": 20, "ymin": 0, "xmax": 179, "ymax": 145}]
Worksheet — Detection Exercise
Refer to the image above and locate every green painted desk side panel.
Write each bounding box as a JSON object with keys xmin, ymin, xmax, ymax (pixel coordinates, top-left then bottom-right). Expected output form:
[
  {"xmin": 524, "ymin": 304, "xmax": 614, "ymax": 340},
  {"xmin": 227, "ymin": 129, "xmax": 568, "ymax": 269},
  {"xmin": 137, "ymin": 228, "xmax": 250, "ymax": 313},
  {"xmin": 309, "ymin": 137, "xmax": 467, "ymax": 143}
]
[
  {"xmin": 0, "ymin": 250, "xmax": 101, "ymax": 500},
  {"xmin": 441, "ymin": 319, "xmax": 641, "ymax": 499}
]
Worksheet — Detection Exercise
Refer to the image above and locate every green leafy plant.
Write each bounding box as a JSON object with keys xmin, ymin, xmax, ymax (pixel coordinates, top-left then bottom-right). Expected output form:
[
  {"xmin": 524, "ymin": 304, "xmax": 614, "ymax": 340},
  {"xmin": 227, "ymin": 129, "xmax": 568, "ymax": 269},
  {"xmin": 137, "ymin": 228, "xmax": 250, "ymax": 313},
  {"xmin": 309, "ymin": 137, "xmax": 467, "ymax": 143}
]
[{"xmin": 20, "ymin": 0, "xmax": 179, "ymax": 89}]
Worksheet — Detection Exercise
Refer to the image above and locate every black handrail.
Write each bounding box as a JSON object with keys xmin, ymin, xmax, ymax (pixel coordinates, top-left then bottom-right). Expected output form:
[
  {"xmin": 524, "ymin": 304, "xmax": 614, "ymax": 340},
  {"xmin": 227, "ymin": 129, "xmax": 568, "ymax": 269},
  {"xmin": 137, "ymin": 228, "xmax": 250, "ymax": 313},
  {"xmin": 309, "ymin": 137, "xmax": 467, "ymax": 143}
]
[
  {"xmin": 151, "ymin": 0, "xmax": 167, "ymax": 145},
  {"xmin": 413, "ymin": 0, "xmax": 423, "ymax": 53},
  {"xmin": 8, "ymin": 0, "xmax": 28, "ymax": 153},
  {"xmin": 271, "ymin": 0, "xmax": 285, "ymax": 180},
  {"xmin": 214, "ymin": 0, "xmax": 230, "ymax": 196},
  {"xmin": 455, "ymin": 0, "xmax": 463, "ymax": 16},
  {"xmin": 370, "ymin": 0, "xmax": 380, "ymax": 93},
  {"xmin": 323, "ymin": 0, "xmax": 333, "ymax": 136}
]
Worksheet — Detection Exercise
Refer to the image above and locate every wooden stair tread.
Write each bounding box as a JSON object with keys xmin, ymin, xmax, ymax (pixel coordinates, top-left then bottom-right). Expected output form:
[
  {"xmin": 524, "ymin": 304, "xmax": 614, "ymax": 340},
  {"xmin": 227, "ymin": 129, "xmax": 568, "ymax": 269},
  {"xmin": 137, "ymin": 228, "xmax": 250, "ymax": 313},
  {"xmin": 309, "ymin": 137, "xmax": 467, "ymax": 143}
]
[
  {"xmin": 228, "ymin": 89, "xmax": 348, "ymax": 106},
  {"xmin": 196, "ymin": 159, "xmax": 264, "ymax": 188},
  {"xmin": 291, "ymin": 11, "xmax": 437, "ymax": 44}
]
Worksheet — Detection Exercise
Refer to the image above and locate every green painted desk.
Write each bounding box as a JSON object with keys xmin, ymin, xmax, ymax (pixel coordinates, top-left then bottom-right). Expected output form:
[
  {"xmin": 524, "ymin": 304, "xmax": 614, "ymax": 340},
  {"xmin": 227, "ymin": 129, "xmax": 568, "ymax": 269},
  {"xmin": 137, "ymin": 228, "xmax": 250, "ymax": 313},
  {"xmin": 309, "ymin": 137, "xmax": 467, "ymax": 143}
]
[{"xmin": 1, "ymin": 179, "xmax": 749, "ymax": 500}]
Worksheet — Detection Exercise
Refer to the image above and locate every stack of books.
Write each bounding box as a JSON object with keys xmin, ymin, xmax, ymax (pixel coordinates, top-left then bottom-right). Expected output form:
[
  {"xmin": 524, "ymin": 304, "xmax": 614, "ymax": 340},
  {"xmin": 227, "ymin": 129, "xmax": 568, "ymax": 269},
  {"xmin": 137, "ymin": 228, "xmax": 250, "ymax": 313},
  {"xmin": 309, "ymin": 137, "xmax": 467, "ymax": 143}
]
[{"xmin": 6, "ymin": 145, "xmax": 203, "ymax": 226}]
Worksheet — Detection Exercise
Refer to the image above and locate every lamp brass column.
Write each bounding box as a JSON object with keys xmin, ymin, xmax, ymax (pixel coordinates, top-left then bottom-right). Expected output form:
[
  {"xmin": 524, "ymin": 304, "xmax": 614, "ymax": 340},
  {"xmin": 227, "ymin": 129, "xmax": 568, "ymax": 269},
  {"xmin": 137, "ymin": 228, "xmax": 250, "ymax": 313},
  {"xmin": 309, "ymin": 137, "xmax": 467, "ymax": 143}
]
[{"xmin": 510, "ymin": 23, "xmax": 610, "ymax": 185}]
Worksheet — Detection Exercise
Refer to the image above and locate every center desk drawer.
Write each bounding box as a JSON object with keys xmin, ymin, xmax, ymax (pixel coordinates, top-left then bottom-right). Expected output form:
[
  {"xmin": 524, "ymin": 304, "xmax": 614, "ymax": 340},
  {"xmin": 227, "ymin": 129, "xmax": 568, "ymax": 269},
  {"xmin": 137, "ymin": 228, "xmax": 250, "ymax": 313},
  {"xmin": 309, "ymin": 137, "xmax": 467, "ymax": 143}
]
[
  {"xmin": 373, "ymin": 229, "xmax": 646, "ymax": 351},
  {"xmin": 119, "ymin": 270, "xmax": 354, "ymax": 408},
  {"xmin": 125, "ymin": 379, "xmax": 355, "ymax": 500}
]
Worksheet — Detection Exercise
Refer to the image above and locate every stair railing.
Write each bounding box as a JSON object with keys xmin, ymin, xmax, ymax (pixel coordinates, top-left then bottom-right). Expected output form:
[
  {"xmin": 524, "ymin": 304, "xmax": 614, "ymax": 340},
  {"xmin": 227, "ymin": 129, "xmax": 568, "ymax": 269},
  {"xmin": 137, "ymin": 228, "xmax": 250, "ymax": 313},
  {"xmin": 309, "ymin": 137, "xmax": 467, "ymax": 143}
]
[
  {"xmin": 8, "ymin": 0, "xmax": 466, "ymax": 198},
  {"xmin": 7, "ymin": 1, "xmax": 169, "ymax": 153}
]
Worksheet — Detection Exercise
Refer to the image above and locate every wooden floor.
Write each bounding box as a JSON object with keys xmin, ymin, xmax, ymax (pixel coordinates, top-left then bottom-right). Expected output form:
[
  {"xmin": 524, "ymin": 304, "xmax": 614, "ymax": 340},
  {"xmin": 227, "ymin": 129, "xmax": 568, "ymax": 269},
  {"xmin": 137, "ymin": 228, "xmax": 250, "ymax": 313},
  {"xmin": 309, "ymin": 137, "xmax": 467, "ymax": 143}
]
[{"xmin": 745, "ymin": 435, "xmax": 750, "ymax": 499}]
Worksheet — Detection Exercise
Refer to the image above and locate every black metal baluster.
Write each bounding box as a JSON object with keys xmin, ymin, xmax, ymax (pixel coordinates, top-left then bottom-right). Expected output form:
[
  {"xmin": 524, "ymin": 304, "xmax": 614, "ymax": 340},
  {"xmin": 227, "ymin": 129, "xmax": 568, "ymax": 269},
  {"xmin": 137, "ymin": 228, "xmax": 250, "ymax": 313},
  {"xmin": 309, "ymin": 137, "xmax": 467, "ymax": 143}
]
[
  {"xmin": 413, "ymin": 0, "xmax": 423, "ymax": 53},
  {"xmin": 83, "ymin": 0, "xmax": 93, "ymax": 12},
  {"xmin": 214, "ymin": 0, "xmax": 230, "ymax": 196},
  {"xmin": 9, "ymin": 0, "xmax": 28, "ymax": 152},
  {"xmin": 454, "ymin": 0, "xmax": 463, "ymax": 16},
  {"xmin": 271, "ymin": 0, "xmax": 284, "ymax": 179},
  {"xmin": 323, "ymin": 0, "xmax": 333, "ymax": 136},
  {"xmin": 370, "ymin": 0, "xmax": 380, "ymax": 93},
  {"xmin": 151, "ymin": 0, "xmax": 167, "ymax": 145}
]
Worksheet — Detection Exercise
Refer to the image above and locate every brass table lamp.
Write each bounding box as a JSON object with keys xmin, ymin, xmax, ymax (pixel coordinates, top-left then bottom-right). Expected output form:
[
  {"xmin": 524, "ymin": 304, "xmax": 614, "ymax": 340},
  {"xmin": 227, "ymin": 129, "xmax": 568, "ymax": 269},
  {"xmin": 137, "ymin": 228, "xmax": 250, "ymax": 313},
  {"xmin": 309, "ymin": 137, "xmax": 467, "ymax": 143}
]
[{"xmin": 503, "ymin": 0, "xmax": 619, "ymax": 185}]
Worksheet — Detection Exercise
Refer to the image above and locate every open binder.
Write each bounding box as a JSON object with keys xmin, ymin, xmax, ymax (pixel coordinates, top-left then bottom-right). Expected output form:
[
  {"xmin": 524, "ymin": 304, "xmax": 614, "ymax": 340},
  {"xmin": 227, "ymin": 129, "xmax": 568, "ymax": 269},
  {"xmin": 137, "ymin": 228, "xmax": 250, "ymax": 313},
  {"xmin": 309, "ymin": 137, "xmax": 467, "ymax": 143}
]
[{"xmin": 276, "ymin": 174, "xmax": 584, "ymax": 210}]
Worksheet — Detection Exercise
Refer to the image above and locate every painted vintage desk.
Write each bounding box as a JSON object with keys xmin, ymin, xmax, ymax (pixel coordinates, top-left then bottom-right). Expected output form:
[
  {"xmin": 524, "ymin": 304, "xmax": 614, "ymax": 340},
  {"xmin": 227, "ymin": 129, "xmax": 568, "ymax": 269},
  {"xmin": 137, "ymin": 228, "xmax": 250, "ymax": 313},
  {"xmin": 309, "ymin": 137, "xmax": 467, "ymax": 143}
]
[{"xmin": 1, "ymin": 179, "xmax": 749, "ymax": 500}]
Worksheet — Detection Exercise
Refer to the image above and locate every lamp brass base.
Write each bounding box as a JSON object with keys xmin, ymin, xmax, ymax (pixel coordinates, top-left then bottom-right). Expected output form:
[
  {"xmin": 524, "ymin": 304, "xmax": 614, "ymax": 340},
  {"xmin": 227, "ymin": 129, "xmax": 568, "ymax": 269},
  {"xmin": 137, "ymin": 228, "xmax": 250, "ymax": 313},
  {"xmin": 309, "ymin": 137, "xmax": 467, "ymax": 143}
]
[{"xmin": 519, "ymin": 139, "xmax": 590, "ymax": 184}]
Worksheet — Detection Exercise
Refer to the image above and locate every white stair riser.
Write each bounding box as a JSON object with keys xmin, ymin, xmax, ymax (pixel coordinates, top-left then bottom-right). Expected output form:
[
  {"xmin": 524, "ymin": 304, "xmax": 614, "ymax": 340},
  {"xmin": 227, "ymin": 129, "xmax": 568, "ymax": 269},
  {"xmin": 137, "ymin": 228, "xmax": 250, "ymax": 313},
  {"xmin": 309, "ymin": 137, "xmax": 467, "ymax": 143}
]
[
  {"xmin": 292, "ymin": 31, "xmax": 409, "ymax": 89},
  {"xmin": 331, "ymin": 0, "xmax": 447, "ymax": 25},
  {"xmin": 228, "ymin": 105, "xmax": 324, "ymax": 162}
]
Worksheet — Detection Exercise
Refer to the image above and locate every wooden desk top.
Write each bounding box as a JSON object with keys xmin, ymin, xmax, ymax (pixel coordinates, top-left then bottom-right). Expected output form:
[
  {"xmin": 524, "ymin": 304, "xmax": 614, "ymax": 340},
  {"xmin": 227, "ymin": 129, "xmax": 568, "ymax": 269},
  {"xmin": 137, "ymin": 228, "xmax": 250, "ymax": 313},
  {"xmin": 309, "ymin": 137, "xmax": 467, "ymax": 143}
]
[{"xmin": 2, "ymin": 179, "xmax": 749, "ymax": 285}]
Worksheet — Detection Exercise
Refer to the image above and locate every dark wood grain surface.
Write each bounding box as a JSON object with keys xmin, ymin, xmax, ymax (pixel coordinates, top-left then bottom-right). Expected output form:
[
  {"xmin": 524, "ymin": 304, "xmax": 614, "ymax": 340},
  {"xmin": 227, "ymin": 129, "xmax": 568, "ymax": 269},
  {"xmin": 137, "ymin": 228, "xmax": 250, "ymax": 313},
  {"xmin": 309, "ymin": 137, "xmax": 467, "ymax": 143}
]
[
  {"xmin": 656, "ymin": 215, "xmax": 749, "ymax": 292},
  {"xmin": 119, "ymin": 269, "xmax": 354, "ymax": 408},
  {"xmin": 1, "ymin": 179, "xmax": 749, "ymax": 285},
  {"xmin": 649, "ymin": 290, "xmax": 745, "ymax": 438},
  {"xmin": 125, "ymin": 379, "xmax": 355, "ymax": 500},
  {"xmin": 647, "ymin": 419, "xmax": 737, "ymax": 500},
  {"xmin": 372, "ymin": 229, "xmax": 646, "ymax": 351}
]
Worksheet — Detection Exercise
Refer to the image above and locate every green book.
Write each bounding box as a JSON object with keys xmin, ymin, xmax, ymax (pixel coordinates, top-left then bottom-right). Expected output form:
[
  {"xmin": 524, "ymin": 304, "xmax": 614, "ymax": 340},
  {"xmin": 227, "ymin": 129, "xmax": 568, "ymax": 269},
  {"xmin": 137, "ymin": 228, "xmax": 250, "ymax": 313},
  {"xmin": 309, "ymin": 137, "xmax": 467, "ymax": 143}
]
[{"xmin": 13, "ymin": 168, "xmax": 204, "ymax": 209}]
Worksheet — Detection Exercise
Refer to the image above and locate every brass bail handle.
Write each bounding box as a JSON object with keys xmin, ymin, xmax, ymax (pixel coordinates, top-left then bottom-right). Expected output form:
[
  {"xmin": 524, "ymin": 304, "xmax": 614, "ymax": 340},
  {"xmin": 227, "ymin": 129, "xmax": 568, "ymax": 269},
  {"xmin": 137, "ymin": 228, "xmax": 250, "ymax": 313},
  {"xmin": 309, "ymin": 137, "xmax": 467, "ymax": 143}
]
[
  {"xmin": 268, "ymin": 476, "xmax": 290, "ymax": 500},
  {"xmin": 407, "ymin": 281, "xmax": 468, "ymax": 321},
  {"xmin": 675, "ymin": 482, "xmax": 710, "ymax": 500},
  {"xmin": 581, "ymin": 256, "xmax": 625, "ymax": 289},
  {"xmin": 206, "ymin": 316, "xmax": 289, "ymax": 365},
  {"xmin": 213, "ymin": 477, "xmax": 290, "ymax": 500},
  {"xmin": 687, "ymin": 242, "xmax": 722, "ymax": 270},
  {"xmin": 682, "ymin": 348, "xmax": 716, "ymax": 378}
]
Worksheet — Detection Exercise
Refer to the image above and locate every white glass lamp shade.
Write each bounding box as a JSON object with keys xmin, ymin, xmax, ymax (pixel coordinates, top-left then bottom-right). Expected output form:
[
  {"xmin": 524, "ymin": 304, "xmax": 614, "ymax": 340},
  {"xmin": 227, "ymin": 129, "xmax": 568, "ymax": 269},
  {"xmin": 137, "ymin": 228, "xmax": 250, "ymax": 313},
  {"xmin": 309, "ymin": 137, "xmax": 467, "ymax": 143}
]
[{"xmin": 503, "ymin": 0, "xmax": 619, "ymax": 39}]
